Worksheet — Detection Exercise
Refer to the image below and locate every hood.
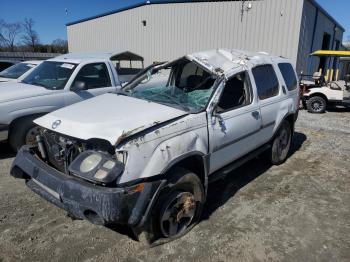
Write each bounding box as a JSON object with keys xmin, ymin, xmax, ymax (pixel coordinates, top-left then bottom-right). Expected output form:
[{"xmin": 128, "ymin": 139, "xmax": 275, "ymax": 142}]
[
  {"xmin": 34, "ymin": 93, "xmax": 188, "ymax": 145},
  {"xmin": 0, "ymin": 82, "xmax": 53, "ymax": 103},
  {"xmin": 0, "ymin": 77, "xmax": 16, "ymax": 83}
]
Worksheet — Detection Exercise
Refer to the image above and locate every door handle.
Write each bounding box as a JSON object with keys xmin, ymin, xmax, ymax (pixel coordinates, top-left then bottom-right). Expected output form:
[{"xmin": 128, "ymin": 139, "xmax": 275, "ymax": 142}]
[{"xmin": 252, "ymin": 111, "xmax": 260, "ymax": 119}]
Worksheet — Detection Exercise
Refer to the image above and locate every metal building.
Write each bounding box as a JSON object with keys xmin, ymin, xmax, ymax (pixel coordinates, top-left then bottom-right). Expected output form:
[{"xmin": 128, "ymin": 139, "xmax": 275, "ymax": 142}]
[{"xmin": 66, "ymin": 0, "xmax": 345, "ymax": 76}]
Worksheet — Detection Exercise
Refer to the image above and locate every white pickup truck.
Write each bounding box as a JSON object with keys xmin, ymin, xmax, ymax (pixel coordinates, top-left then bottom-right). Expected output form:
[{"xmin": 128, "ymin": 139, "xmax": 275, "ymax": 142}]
[
  {"xmin": 11, "ymin": 49, "xmax": 299, "ymax": 245},
  {"xmin": 0, "ymin": 51, "xmax": 144, "ymax": 150},
  {"xmin": 0, "ymin": 60, "xmax": 42, "ymax": 83}
]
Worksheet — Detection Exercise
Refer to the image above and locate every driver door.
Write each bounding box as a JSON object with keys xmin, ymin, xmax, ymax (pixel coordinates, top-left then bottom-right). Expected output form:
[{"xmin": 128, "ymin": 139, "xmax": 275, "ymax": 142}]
[
  {"xmin": 64, "ymin": 62, "xmax": 117, "ymax": 106},
  {"xmin": 208, "ymin": 71, "xmax": 262, "ymax": 173}
]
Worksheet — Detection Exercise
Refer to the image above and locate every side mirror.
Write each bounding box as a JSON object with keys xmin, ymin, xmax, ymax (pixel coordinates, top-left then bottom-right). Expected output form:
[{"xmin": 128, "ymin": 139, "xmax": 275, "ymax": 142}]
[
  {"xmin": 72, "ymin": 81, "xmax": 87, "ymax": 92},
  {"xmin": 212, "ymin": 106, "xmax": 220, "ymax": 117}
]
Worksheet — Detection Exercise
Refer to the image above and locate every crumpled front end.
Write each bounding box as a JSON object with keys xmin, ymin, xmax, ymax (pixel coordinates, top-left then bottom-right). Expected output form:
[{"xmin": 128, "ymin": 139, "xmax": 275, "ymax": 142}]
[{"xmin": 10, "ymin": 142, "xmax": 164, "ymax": 227}]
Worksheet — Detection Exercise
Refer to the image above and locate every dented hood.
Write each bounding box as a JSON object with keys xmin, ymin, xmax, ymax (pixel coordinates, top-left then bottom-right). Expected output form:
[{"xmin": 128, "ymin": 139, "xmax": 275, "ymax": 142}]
[{"xmin": 34, "ymin": 93, "xmax": 187, "ymax": 145}]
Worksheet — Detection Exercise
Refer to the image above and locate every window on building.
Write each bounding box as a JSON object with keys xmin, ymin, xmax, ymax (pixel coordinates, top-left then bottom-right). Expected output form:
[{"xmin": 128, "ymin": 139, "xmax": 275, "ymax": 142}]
[
  {"xmin": 72, "ymin": 63, "xmax": 111, "ymax": 89},
  {"xmin": 278, "ymin": 63, "xmax": 297, "ymax": 91},
  {"xmin": 252, "ymin": 64, "xmax": 279, "ymax": 100}
]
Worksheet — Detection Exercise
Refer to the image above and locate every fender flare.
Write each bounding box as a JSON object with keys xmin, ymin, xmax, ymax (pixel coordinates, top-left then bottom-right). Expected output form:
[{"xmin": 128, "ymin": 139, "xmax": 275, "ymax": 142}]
[{"xmin": 270, "ymin": 112, "xmax": 296, "ymax": 143}]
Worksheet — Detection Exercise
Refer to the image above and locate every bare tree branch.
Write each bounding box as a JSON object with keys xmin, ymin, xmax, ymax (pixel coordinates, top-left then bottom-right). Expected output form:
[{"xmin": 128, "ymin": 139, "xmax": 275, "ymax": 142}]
[
  {"xmin": 21, "ymin": 18, "xmax": 39, "ymax": 51},
  {"xmin": 52, "ymin": 38, "xmax": 68, "ymax": 53},
  {"xmin": 0, "ymin": 21, "xmax": 22, "ymax": 51}
]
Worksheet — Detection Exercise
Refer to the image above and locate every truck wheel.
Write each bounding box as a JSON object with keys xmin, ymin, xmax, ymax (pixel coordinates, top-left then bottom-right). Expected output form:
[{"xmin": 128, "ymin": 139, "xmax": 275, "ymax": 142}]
[
  {"xmin": 9, "ymin": 117, "xmax": 41, "ymax": 152},
  {"xmin": 307, "ymin": 96, "xmax": 326, "ymax": 113},
  {"xmin": 136, "ymin": 168, "xmax": 205, "ymax": 245},
  {"xmin": 268, "ymin": 121, "xmax": 292, "ymax": 165}
]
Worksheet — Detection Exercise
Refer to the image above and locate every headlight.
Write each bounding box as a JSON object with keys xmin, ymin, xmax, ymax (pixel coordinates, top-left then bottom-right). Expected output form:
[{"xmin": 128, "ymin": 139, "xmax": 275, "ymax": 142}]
[
  {"xmin": 68, "ymin": 150, "xmax": 125, "ymax": 184},
  {"xmin": 80, "ymin": 153, "xmax": 102, "ymax": 173}
]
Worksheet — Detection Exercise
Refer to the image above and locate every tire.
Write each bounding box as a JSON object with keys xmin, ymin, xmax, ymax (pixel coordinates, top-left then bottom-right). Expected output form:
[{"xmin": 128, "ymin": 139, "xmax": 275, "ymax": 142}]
[
  {"xmin": 307, "ymin": 96, "xmax": 327, "ymax": 113},
  {"xmin": 8, "ymin": 117, "xmax": 42, "ymax": 152},
  {"xmin": 268, "ymin": 121, "xmax": 292, "ymax": 165},
  {"xmin": 135, "ymin": 168, "xmax": 205, "ymax": 245}
]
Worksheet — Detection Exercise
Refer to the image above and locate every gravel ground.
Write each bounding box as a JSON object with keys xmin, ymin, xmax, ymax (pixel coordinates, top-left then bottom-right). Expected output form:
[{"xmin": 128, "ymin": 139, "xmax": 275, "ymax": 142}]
[{"xmin": 0, "ymin": 110, "xmax": 349, "ymax": 262}]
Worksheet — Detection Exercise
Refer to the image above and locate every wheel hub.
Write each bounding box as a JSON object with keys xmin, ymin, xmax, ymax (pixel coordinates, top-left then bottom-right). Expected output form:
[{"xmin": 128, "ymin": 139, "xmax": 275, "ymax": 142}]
[
  {"xmin": 312, "ymin": 101, "xmax": 322, "ymax": 111},
  {"xmin": 25, "ymin": 126, "xmax": 42, "ymax": 146},
  {"xmin": 160, "ymin": 192, "xmax": 196, "ymax": 237}
]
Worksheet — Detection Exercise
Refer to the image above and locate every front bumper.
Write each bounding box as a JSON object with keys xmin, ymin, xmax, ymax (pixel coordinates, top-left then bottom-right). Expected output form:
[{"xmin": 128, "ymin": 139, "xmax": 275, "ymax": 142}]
[
  {"xmin": 0, "ymin": 124, "xmax": 9, "ymax": 142},
  {"xmin": 10, "ymin": 146, "xmax": 164, "ymax": 227}
]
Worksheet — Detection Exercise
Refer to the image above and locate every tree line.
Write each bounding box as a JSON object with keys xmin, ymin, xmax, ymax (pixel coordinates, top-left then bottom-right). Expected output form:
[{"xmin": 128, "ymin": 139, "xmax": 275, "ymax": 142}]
[{"xmin": 0, "ymin": 18, "xmax": 68, "ymax": 53}]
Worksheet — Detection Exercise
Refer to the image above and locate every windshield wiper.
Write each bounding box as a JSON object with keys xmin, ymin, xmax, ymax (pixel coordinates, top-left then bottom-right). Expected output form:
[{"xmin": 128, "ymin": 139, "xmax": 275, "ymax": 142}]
[
  {"xmin": 31, "ymin": 81, "xmax": 48, "ymax": 88},
  {"xmin": 115, "ymin": 90, "xmax": 130, "ymax": 96}
]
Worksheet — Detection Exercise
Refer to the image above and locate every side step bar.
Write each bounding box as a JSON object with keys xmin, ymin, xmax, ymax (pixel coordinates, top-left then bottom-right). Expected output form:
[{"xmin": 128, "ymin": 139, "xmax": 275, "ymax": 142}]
[{"xmin": 208, "ymin": 144, "xmax": 271, "ymax": 183}]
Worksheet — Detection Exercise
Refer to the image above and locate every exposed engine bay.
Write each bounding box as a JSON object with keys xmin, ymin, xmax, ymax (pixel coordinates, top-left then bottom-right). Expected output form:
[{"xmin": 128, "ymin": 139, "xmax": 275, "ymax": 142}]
[{"xmin": 36, "ymin": 129, "xmax": 116, "ymax": 176}]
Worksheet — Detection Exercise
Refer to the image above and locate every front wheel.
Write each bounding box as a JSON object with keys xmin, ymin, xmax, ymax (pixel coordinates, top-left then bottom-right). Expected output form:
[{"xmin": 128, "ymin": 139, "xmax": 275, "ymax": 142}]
[
  {"xmin": 268, "ymin": 121, "xmax": 292, "ymax": 165},
  {"xmin": 9, "ymin": 117, "xmax": 42, "ymax": 152},
  {"xmin": 135, "ymin": 168, "xmax": 205, "ymax": 245},
  {"xmin": 307, "ymin": 96, "xmax": 327, "ymax": 113}
]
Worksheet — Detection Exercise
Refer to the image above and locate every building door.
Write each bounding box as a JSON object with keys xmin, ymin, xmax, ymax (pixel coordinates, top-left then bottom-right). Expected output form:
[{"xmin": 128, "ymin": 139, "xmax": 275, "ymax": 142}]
[{"xmin": 318, "ymin": 33, "xmax": 331, "ymax": 73}]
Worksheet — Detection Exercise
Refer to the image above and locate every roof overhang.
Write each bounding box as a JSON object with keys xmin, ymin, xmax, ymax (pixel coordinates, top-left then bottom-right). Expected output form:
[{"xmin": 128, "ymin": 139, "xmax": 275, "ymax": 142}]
[{"xmin": 311, "ymin": 50, "xmax": 350, "ymax": 57}]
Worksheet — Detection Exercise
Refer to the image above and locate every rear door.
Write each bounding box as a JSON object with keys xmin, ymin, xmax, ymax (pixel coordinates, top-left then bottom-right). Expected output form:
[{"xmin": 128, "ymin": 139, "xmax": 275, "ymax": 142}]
[
  {"xmin": 251, "ymin": 64, "xmax": 283, "ymax": 143},
  {"xmin": 277, "ymin": 62, "xmax": 299, "ymax": 110},
  {"xmin": 208, "ymin": 70, "xmax": 262, "ymax": 173},
  {"xmin": 64, "ymin": 62, "xmax": 117, "ymax": 106}
]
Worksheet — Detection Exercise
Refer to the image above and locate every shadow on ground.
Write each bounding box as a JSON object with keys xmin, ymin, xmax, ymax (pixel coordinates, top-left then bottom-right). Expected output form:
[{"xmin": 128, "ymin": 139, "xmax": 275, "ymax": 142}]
[
  {"xmin": 201, "ymin": 131, "xmax": 307, "ymax": 221},
  {"xmin": 0, "ymin": 142, "xmax": 15, "ymax": 160},
  {"xmin": 327, "ymin": 106, "xmax": 350, "ymax": 113}
]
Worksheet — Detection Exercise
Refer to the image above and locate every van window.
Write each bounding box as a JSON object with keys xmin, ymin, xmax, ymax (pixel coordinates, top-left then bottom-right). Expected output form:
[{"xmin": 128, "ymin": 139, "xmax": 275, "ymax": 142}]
[
  {"xmin": 278, "ymin": 63, "xmax": 297, "ymax": 91},
  {"xmin": 252, "ymin": 64, "xmax": 279, "ymax": 100}
]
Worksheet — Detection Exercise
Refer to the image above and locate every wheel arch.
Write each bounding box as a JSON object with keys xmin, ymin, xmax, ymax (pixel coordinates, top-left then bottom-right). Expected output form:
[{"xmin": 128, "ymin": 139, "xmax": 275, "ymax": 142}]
[
  {"xmin": 272, "ymin": 113, "xmax": 296, "ymax": 142},
  {"xmin": 161, "ymin": 151, "xmax": 209, "ymax": 193},
  {"xmin": 307, "ymin": 92, "xmax": 329, "ymax": 103},
  {"xmin": 9, "ymin": 113, "xmax": 47, "ymax": 132}
]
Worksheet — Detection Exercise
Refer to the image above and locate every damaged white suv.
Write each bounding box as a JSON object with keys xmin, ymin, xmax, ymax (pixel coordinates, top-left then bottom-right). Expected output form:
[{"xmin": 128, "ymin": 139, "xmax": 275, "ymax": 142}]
[{"xmin": 11, "ymin": 49, "xmax": 299, "ymax": 244}]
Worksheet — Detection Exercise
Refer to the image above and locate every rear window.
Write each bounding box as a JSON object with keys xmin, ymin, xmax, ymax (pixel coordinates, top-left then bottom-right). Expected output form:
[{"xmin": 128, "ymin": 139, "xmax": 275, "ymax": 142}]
[
  {"xmin": 252, "ymin": 64, "xmax": 279, "ymax": 100},
  {"xmin": 278, "ymin": 63, "xmax": 297, "ymax": 91}
]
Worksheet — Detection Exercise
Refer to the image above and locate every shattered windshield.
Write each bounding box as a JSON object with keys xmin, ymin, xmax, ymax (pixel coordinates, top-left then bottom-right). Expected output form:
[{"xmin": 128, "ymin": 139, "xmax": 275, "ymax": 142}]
[
  {"xmin": 121, "ymin": 59, "xmax": 216, "ymax": 112},
  {"xmin": 0, "ymin": 63, "xmax": 35, "ymax": 79},
  {"xmin": 22, "ymin": 61, "xmax": 77, "ymax": 90}
]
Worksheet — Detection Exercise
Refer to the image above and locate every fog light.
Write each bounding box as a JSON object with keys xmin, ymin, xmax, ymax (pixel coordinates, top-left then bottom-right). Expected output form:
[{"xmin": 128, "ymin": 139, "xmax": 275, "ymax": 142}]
[{"xmin": 94, "ymin": 169, "xmax": 109, "ymax": 180}]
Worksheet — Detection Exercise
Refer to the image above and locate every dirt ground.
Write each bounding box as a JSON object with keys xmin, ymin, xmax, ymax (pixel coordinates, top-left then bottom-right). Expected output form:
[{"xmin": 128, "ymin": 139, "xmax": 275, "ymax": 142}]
[{"xmin": 0, "ymin": 110, "xmax": 349, "ymax": 262}]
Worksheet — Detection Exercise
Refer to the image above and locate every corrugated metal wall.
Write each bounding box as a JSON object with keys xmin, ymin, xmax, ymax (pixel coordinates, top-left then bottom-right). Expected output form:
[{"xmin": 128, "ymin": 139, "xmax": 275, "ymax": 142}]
[
  {"xmin": 67, "ymin": 0, "xmax": 304, "ymax": 66},
  {"xmin": 297, "ymin": 0, "xmax": 344, "ymax": 77}
]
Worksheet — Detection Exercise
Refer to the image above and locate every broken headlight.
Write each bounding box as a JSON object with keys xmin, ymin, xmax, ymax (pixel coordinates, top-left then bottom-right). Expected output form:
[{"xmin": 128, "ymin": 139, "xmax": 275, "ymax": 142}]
[{"xmin": 68, "ymin": 150, "xmax": 124, "ymax": 184}]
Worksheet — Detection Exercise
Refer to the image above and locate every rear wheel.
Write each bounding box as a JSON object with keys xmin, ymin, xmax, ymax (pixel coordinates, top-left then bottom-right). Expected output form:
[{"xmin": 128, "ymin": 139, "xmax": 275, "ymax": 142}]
[
  {"xmin": 268, "ymin": 121, "xmax": 292, "ymax": 165},
  {"xmin": 135, "ymin": 168, "xmax": 205, "ymax": 245},
  {"xmin": 9, "ymin": 117, "xmax": 42, "ymax": 152},
  {"xmin": 307, "ymin": 96, "xmax": 327, "ymax": 113}
]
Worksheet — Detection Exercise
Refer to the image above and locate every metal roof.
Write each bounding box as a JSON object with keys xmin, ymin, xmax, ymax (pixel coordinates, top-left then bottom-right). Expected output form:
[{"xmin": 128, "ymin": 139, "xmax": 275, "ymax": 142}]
[
  {"xmin": 186, "ymin": 49, "xmax": 287, "ymax": 74},
  {"xmin": 0, "ymin": 52, "xmax": 59, "ymax": 61},
  {"xmin": 66, "ymin": 0, "xmax": 345, "ymax": 32}
]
